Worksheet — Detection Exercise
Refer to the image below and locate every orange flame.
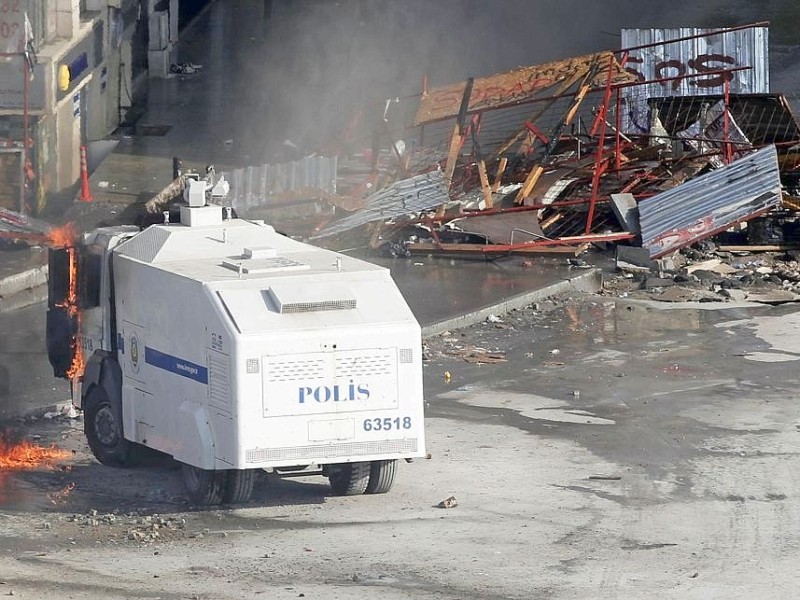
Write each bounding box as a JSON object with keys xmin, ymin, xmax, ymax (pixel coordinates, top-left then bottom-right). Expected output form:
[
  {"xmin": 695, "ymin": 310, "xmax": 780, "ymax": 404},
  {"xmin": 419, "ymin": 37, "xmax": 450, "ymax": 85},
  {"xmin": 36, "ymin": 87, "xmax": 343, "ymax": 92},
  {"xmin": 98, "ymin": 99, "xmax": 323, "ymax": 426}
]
[
  {"xmin": 47, "ymin": 222, "xmax": 79, "ymax": 248},
  {"xmin": 65, "ymin": 246, "xmax": 85, "ymax": 378},
  {"xmin": 0, "ymin": 431, "xmax": 70, "ymax": 471},
  {"xmin": 52, "ymin": 245, "xmax": 85, "ymax": 379},
  {"xmin": 43, "ymin": 222, "xmax": 86, "ymax": 379}
]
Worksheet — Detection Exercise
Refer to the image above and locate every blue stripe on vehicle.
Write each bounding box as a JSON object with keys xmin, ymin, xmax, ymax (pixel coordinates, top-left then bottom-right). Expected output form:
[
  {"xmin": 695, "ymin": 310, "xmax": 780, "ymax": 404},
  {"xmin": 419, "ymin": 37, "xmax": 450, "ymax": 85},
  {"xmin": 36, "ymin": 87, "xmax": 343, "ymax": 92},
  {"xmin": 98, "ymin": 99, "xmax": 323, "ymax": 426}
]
[{"xmin": 144, "ymin": 347, "xmax": 208, "ymax": 384}]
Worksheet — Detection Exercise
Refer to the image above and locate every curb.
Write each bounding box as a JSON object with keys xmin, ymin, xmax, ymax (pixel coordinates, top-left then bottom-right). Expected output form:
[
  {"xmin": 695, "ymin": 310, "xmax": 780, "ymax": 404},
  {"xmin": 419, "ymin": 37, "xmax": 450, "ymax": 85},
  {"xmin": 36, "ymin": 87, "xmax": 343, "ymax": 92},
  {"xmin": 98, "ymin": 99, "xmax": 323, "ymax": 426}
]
[
  {"xmin": 0, "ymin": 265, "xmax": 49, "ymax": 299},
  {"xmin": 421, "ymin": 268, "xmax": 602, "ymax": 337},
  {"xmin": 0, "ymin": 284, "xmax": 48, "ymax": 312}
]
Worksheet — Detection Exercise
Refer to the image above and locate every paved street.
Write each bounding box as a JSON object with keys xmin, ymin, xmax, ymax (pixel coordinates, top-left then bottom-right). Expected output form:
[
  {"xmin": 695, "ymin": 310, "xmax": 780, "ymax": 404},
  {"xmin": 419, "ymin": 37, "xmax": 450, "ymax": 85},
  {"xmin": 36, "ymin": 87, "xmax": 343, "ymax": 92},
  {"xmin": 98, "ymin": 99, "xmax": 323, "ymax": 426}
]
[
  {"xmin": 0, "ymin": 302, "xmax": 69, "ymax": 421},
  {"xmin": 2, "ymin": 1, "xmax": 800, "ymax": 598},
  {"xmin": 2, "ymin": 294, "xmax": 799, "ymax": 599}
]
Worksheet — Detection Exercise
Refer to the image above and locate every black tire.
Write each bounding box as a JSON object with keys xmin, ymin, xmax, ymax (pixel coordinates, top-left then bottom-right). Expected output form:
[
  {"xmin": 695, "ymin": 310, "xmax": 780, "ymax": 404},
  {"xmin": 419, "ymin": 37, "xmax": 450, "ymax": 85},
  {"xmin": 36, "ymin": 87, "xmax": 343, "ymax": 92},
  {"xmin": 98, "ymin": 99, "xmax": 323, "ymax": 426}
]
[
  {"xmin": 84, "ymin": 387, "xmax": 136, "ymax": 467},
  {"xmin": 181, "ymin": 464, "xmax": 227, "ymax": 505},
  {"xmin": 365, "ymin": 459, "xmax": 397, "ymax": 494},
  {"xmin": 223, "ymin": 469, "xmax": 257, "ymax": 504},
  {"xmin": 328, "ymin": 462, "xmax": 371, "ymax": 496}
]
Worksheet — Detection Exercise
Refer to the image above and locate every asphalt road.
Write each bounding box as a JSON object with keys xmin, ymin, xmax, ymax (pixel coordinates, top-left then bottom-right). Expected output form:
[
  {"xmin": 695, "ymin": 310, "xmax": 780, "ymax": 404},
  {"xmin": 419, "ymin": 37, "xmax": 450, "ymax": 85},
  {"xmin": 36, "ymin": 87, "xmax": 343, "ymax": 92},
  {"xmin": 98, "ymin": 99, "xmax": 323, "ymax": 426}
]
[
  {"xmin": 1, "ymin": 293, "xmax": 799, "ymax": 599},
  {"xmin": 0, "ymin": 302, "xmax": 70, "ymax": 421}
]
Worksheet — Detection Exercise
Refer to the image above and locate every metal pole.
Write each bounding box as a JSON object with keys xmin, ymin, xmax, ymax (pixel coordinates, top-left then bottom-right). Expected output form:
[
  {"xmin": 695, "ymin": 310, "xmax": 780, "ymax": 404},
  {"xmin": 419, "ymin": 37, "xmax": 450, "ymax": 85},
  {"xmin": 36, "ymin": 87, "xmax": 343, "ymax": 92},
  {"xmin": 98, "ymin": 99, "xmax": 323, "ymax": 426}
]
[
  {"xmin": 22, "ymin": 52, "xmax": 29, "ymax": 214},
  {"xmin": 723, "ymin": 78, "xmax": 732, "ymax": 164},
  {"xmin": 615, "ymin": 51, "xmax": 628, "ymax": 174},
  {"xmin": 619, "ymin": 21, "xmax": 769, "ymax": 54},
  {"xmin": 585, "ymin": 56, "xmax": 615, "ymax": 235},
  {"xmin": 17, "ymin": 148, "xmax": 24, "ymax": 214}
]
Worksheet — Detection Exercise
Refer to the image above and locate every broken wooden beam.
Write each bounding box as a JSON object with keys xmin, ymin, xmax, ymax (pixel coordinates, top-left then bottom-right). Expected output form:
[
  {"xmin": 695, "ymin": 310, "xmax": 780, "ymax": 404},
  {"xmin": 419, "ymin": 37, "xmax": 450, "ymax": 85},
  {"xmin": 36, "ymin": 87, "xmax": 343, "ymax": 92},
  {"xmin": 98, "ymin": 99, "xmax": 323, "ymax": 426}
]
[
  {"xmin": 443, "ymin": 123, "xmax": 464, "ymax": 186},
  {"xmin": 717, "ymin": 245, "xmax": 800, "ymax": 252},
  {"xmin": 492, "ymin": 157, "xmax": 508, "ymax": 192},
  {"xmin": 514, "ymin": 164, "xmax": 545, "ymax": 205},
  {"xmin": 477, "ymin": 160, "xmax": 493, "ymax": 209},
  {"xmin": 407, "ymin": 242, "xmax": 588, "ymax": 256}
]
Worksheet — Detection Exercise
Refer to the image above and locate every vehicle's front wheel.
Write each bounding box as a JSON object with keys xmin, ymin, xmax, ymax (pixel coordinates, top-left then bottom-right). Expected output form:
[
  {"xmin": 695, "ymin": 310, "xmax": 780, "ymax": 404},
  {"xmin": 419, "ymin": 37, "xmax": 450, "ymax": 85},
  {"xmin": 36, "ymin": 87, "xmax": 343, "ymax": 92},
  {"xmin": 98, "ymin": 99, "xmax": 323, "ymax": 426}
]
[
  {"xmin": 328, "ymin": 462, "xmax": 371, "ymax": 496},
  {"xmin": 84, "ymin": 387, "xmax": 136, "ymax": 467}
]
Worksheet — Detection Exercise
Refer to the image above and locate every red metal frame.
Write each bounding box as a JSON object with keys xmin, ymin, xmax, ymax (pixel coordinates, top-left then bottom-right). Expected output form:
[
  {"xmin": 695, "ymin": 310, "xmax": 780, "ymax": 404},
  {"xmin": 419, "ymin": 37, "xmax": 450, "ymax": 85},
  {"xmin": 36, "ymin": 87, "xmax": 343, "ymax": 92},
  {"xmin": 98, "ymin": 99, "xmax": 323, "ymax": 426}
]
[
  {"xmin": 524, "ymin": 121, "xmax": 549, "ymax": 145},
  {"xmin": 397, "ymin": 23, "xmax": 774, "ymax": 256},
  {"xmin": 723, "ymin": 78, "xmax": 733, "ymax": 164},
  {"xmin": 584, "ymin": 55, "xmax": 616, "ymax": 235}
]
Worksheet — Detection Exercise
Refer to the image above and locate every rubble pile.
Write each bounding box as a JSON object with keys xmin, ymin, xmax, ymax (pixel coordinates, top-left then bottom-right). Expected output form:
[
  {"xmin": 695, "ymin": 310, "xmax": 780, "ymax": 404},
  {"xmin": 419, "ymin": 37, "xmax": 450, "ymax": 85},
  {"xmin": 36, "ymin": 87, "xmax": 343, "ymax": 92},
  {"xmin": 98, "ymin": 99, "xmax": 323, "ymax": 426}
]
[
  {"xmin": 605, "ymin": 243, "xmax": 800, "ymax": 303},
  {"xmin": 63, "ymin": 510, "xmax": 191, "ymax": 544},
  {"xmin": 222, "ymin": 23, "xmax": 800, "ymax": 283}
]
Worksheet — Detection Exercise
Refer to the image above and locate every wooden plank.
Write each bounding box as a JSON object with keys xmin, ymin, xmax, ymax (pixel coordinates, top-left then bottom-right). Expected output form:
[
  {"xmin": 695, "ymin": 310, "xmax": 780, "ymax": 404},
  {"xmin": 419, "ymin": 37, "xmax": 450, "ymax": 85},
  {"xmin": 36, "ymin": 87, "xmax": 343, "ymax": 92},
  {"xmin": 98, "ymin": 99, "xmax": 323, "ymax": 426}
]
[
  {"xmin": 717, "ymin": 245, "xmax": 800, "ymax": 252},
  {"xmin": 561, "ymin": 79, "xmax": 591, "ymax": 127},
  {"xmin": 443, "ymin": 123, "xmax": 463, "ymax": 186},
  {"xmin": 477, "ymin": 160, "xmax": 493, "ymax": 209},
  {"xmin": 492, "ymin": 157, "xmax": 508, "ymax": 192},
  {"xmin": 539, "ymin": 212, "xmax": 563, "ymax": 230},
  {"xmin": 514, "ymin": 164, "xmax": 544, "ymax": 205},
  {"xmin": 408, "ymin": 242, "xmax": 587, "ymax": 256}
]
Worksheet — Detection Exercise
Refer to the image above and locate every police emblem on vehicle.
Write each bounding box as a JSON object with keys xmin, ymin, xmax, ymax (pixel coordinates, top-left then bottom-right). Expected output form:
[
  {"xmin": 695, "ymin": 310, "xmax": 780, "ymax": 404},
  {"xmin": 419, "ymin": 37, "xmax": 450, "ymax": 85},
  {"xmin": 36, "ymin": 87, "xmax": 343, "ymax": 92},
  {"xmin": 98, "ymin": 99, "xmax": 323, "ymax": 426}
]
[{"xmin": 130, "ymin": 334, "xmax": 140, "ymax": 373}]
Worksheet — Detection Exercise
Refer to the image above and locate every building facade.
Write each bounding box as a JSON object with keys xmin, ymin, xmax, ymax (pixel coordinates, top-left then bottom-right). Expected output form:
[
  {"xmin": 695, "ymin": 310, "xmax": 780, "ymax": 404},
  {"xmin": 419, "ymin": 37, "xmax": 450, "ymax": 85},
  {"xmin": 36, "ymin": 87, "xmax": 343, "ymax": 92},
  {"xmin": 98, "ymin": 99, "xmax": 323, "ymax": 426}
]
[{"xmin": 0, "ymin": 0, "xmax": 196, "ymax": 215}]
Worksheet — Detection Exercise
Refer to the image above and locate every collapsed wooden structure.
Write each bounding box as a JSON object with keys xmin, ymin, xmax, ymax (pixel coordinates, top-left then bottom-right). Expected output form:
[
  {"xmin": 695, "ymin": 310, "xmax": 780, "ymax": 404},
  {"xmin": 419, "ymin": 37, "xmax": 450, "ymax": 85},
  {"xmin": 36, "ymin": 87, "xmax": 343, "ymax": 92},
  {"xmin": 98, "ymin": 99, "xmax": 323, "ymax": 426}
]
[{"xmin": 307, "ymin": 22, "xmax": 800, "ymax": 259}]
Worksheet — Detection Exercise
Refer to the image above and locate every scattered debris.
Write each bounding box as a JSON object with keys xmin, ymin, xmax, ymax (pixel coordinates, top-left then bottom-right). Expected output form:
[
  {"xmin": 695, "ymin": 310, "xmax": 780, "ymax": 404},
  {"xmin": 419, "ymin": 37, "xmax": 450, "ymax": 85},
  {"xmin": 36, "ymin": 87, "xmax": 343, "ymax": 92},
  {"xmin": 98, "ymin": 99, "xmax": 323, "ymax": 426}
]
[
  {"xmin": 436, "ymin": 496, "xmax": 458, "ymax": 509},
  {"xmin": 170, "ymin": 62, "xmax": 202, "ymax": 75}
]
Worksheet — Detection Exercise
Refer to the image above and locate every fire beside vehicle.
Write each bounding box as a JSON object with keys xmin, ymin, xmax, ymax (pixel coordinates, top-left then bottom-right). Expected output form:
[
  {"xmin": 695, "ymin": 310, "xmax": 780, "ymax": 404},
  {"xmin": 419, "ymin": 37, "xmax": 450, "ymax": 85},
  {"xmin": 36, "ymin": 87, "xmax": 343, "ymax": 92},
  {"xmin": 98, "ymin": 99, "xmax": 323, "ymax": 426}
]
[{"xmin": 46, "ymin": 193, "xmax": 426, "ymax": 504}]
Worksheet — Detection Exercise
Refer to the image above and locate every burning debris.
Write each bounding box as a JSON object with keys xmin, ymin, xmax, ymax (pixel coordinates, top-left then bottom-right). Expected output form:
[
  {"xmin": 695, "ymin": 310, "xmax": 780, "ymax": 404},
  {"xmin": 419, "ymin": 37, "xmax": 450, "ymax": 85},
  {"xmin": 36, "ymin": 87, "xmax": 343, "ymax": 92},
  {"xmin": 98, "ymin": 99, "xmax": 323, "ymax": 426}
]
[
  {"xmin": 48, "ymin": 481, "xmax": 76, "ymax": 505},
  {"xmin": 0, "ymin": 208, "xmax": 78, "ymax": 248},
  {"xmin": 0, "ymin": 430, "xmax": 70, "ymax": 471}
]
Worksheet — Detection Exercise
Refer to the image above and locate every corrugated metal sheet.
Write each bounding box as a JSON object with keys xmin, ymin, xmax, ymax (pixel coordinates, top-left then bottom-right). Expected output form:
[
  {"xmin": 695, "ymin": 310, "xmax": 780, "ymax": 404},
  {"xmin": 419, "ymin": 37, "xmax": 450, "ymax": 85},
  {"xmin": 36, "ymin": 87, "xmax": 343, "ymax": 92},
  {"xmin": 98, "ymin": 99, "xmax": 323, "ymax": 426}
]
[
  {"xmin": 639, "ymin": 145, "xmax": 781, "ymax": 258},
  {"xmin": 221, "ymin": 155, "xmax": 337, "ymax": 213},
  {"xmin": 311, "ymin": 170, "xmax": 448, "ymax": 239},
  {"xmin": 621, "ymin": 26, "xmax": 769, "ymax": 133}
]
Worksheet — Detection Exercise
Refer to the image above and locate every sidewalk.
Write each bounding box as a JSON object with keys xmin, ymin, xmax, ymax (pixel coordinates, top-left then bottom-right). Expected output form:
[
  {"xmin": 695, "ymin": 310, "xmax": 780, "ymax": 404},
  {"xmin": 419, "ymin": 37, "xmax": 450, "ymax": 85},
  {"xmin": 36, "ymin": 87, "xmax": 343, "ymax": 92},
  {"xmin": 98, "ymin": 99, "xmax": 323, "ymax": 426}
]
[{"xmin": 0, "ymin": 245, "xmax": 48, "ymax": 312}]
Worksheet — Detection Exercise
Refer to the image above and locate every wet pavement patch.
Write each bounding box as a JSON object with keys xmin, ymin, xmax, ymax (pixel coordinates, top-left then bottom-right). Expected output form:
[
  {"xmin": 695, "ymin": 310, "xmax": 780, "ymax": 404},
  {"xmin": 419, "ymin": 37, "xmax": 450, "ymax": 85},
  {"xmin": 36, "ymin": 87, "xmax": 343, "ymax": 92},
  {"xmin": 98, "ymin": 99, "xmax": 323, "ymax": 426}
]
[{"xmin": 136, "ymin": 125, "xmax": 172, "ymax": 136}]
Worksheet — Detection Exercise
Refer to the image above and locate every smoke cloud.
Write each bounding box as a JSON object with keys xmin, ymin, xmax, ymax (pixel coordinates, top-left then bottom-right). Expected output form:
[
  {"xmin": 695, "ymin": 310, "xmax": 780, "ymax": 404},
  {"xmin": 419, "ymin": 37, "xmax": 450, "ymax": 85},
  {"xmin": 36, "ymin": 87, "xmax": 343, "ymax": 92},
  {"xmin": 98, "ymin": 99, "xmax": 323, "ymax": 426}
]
[{"xmin": 217, "ymin": 0, "xmax": 792, "ymax": 164}]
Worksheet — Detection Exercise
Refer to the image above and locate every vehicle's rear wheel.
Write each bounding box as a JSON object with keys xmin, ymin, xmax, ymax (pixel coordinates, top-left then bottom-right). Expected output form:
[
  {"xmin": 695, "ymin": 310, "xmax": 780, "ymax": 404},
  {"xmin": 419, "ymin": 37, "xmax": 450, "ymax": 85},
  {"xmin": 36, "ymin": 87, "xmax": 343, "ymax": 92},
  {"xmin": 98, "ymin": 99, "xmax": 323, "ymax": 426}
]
[
  {"xmin": 84, "ymin": 387, "xmax": 136, "ymax": 467},
  {"xmin": 365, "ymin": 459, "xmax": 397, "ymax": 494},
  {"xmin": 181, "ymin": 464, "xmax": 227, "ymax": 505},
  {"xmin": 223, "ymin": 469, "xmax": 257, "ymax": 504},
  {"xmin": 328, "ymin": 462, "xmax": 371, "ymax": 496}
]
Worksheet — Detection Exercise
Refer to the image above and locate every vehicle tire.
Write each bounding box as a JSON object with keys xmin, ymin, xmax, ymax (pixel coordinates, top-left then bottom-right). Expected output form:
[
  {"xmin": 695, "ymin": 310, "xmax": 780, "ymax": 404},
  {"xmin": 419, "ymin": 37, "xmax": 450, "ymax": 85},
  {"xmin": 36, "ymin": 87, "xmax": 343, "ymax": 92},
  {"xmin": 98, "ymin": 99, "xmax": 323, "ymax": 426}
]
[
  {"xmin": 181, "ymin": 464, "xmax": 227, "ymax": 505},
  {"xmin": 84, "ymin": 387, "xmax": 136, "ymax": 467},
  {"xmin": 365, "ymin": 459, "xmax": 397, "ymax": 494},
  {"xmin": 328, "ymin": 462, "xmax": 371, "ymax": 496},
  {"xmin": 223, "ymin": 469, "xmax": 257, "ymax": 504}
]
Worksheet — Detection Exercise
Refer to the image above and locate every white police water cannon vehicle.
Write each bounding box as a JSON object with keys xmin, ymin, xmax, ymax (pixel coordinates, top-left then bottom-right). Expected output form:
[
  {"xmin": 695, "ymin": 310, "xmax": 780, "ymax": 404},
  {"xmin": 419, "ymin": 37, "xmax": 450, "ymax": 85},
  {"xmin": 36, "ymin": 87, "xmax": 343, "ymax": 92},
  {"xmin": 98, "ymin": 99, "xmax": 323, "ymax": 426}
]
[{"xmin": 46, "ymin": 179, "xmax": 426, "ymax": 504}]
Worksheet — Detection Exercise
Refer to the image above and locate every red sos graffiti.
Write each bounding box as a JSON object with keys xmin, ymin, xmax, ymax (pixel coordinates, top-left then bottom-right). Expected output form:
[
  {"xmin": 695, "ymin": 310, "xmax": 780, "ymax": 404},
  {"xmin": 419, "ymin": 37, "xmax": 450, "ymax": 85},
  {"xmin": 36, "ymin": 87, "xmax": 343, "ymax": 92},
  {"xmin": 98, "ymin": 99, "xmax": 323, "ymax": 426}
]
[{"xmin": 625, "ymin": 53, "xmax": 737, "ymax": 91}]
